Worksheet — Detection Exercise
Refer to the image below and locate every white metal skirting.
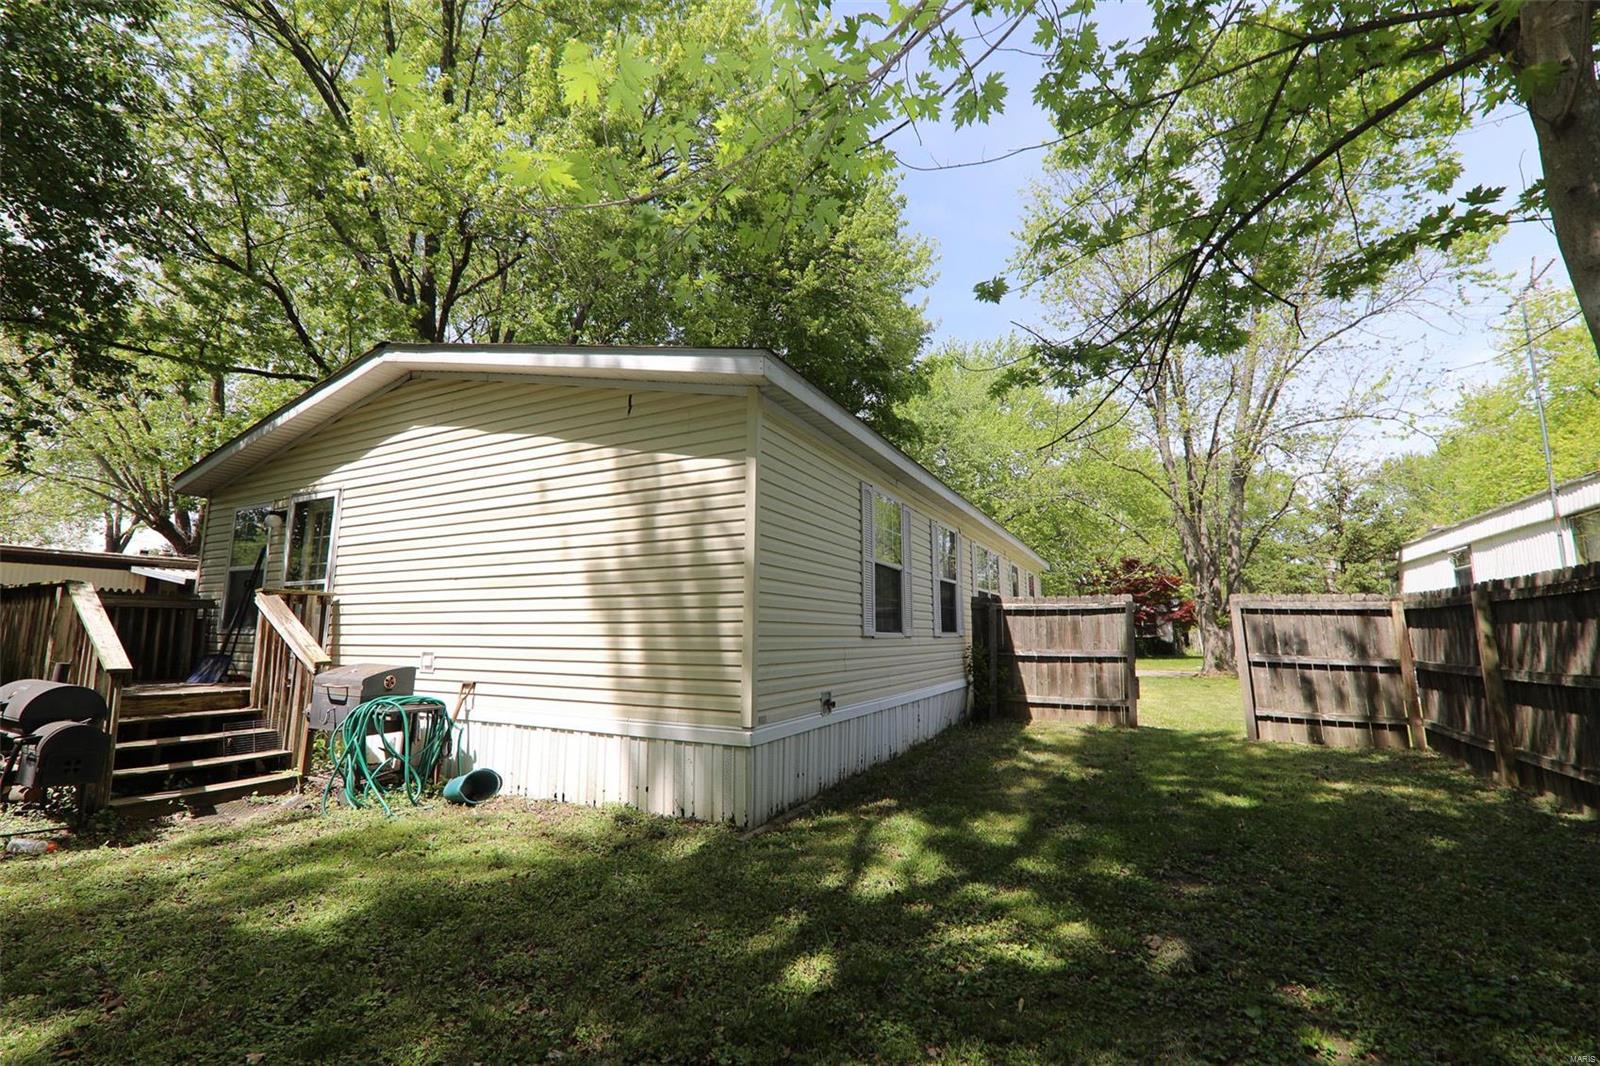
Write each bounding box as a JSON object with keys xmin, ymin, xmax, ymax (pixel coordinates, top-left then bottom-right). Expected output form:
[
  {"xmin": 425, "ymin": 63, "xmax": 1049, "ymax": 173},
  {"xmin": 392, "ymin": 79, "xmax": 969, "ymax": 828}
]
[
  {"xmin": 457, "ymin": 721, "xmax": 751, "ymax": 823},
  {"xmin": 457, "ymin": 684, "xmax": 968, "ymax": 828},
  {"xmin": 749, "ymin": 683, "xmax": 969, "ymax": 825}
]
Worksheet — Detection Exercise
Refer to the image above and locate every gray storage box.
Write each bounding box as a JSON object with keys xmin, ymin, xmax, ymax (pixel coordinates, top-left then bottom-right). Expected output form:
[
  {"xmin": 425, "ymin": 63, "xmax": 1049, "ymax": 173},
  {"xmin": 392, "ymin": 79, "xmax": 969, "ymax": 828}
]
[{"xmin": 308, "ymin": 664, "xmax": 415, "ymax": 731}]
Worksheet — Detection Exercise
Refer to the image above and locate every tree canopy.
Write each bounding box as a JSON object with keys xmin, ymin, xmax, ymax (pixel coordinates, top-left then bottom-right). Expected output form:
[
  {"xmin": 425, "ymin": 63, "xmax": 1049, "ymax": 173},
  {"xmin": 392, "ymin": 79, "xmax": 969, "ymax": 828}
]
[{"xmin": 985, "ymin": 1, "xmax": 1600, "ymax": 379}]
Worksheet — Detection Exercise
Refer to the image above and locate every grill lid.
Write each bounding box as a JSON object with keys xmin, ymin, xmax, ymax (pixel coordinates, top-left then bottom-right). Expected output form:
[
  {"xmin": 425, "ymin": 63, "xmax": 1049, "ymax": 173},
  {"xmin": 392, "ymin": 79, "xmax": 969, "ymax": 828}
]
[{"xmin": 0, "ymin": 680, "xmax": 109, "ymax": 732}]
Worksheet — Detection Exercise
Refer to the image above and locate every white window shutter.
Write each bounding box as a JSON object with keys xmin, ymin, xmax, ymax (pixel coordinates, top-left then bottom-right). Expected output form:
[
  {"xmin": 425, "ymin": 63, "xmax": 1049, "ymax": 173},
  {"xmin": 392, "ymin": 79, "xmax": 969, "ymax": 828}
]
[
  {"xmin": 861, "ymin": 482, "xmax": 875, "ymax": 636},
  {"xmin": 900, "ymin": 503, "xmax": 913, "ymax": 637},
  {"xmin": 929, "ymin": 523, "xmax": 941, "ymax": 637}
]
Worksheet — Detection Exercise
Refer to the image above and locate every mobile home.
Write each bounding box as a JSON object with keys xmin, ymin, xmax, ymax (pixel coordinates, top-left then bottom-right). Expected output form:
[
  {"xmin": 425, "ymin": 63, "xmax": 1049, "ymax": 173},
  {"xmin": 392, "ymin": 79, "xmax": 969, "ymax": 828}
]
[
  {"xmin": 174, "ymin": 345, "xmax": 1045, "ymax": 826},
  {"xmin": 1399, "ymin": 470, "xmax": 1600, "ymax": 592}
]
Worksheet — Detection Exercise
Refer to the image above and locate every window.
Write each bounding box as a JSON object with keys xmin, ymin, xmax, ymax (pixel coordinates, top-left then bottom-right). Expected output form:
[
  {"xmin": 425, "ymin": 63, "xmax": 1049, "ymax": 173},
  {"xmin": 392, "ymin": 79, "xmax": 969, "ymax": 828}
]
[
  {"xmin": 1007, "ymin": 563, "xmax": 1021, "ymax": 598},
  {"xmin": 974, "ymin": 544, "xmax": 1000, "ymax": 595},
  {"xmin": 1026, "ymin": 572, "xmax": 1037, "ymax": 597},
  {"xmin": 1573, "ymin": 510, "xmax": 1600, "ymax": 564},
  {"xmin": 1449, "ymin": 547, "xmax": 1473, "ymax": 589},
  {"xmin": 861, "ymin": 485, "xmax": 910, "ymax": 636},
  {"xmin": 931, "ymin": 523, "xmax": 961, "ymax": 635},
  {"xmin": 284, "ymin": 495, "xmax": 337, "ymax": 588},
  {"xmin": 224, "ymin": 506, "xmax": 270, "ymax": 628}
]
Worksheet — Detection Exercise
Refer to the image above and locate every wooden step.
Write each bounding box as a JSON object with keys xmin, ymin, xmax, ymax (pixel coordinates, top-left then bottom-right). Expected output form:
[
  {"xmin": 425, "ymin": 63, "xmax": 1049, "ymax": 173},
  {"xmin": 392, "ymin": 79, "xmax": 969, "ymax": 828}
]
[
  {"xmin": 116, "ymin": 705, "xmax": 263, "ymax": 729},
  {"xmin": 119, "ymin": 683, "xmax": 251, "ymax": 718},
  {"xmin": 113, "ymin": 749, "xmax": 291, "ymax": 777},
  {"xmin": 116, "ymin": 727, "xmax": 279, "ymax": 751},
  {"xmin": 107, "ymin": 770, "xmax": 299, "ymax": 811}
]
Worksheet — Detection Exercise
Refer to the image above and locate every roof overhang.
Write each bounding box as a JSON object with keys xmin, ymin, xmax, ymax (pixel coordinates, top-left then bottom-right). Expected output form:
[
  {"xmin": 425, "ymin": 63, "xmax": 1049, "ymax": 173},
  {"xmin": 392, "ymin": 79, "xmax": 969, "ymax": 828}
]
[
  {"xmin": 0, "ymin": 545, "xmax": 198, "ymax": 571},
  {"xmin": 175, "ymin": 344, "xmax": 1047, "ymax": 569}
]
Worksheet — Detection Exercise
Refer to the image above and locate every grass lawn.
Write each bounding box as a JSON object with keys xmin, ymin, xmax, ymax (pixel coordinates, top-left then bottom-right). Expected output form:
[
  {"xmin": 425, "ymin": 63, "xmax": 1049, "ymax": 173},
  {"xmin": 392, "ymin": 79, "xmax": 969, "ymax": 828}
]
[
  {"xmin": 1138, "ymin": 653, "xmax": 1206, "ymax": 674},
  {"xmin": 3, "ymin": 677, "xmax": 1598, "ymax": 1064}
]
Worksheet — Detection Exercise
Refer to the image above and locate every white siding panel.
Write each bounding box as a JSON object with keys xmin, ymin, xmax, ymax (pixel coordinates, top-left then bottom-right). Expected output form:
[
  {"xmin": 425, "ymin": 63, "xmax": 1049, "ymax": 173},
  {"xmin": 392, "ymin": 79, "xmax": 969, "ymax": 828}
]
[
  {"xmin": 754, "ymin": 404, "xmax": 1012, "ymax": 724},
  {"xmin": 194, "ymin": 378, "xmax": 749, "ymax": 725}
]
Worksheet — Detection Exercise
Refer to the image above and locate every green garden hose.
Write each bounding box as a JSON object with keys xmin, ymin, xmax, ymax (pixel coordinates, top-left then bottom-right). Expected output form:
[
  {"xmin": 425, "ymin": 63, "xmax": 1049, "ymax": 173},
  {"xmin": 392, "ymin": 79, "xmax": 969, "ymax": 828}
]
[{"xmin": 321, "ymin": 695, "xmax": 455, "ymax": 815}]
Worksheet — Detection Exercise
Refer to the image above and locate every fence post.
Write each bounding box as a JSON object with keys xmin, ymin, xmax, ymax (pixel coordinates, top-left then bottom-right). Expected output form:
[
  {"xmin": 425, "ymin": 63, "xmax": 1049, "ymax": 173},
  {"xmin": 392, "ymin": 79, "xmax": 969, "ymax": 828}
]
[
  {"xmin": 1122, "ymin": 597, "xmax": 1139, "ymax": 727},
  {"xmin": 1469, "ymin": 585, "xmax": 1519, "ymax": 788},
  {"xmin": 988, "ymin": 598, "xmax": 1000, "ymax": 716},
  {"xmin": 1229, "ymin": 599, "xmax": 1258, "ymax": 740},
  {"xmin": 1390, "ymin": 598, "xmax": 1427, "ymax": 751}
]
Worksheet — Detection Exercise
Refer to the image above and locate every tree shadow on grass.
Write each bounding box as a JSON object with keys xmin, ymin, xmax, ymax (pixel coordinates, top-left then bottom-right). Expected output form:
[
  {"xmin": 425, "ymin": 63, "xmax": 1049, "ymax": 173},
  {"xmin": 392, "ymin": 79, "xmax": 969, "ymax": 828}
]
[{"xmin": 3, "ymin": 721, "xmax": 1598, "ymax": 1063}]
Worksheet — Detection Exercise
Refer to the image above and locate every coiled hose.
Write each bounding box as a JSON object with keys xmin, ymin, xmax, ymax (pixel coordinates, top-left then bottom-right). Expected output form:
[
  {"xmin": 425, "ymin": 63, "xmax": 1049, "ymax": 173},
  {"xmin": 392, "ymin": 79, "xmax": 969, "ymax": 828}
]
[{"xmin": 321, "ymin": 695, "xmax": 454, "ymax": 815}]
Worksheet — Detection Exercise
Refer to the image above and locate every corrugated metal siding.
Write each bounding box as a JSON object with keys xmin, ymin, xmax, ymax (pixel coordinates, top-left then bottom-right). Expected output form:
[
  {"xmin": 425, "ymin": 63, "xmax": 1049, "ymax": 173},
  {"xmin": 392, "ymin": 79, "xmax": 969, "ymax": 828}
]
[
  {"xmin": 454, "ymin": 682, "xmax": 967, "ymax": 827},
  {"xmin": 461, "ymin": 721, "xmax": 751, "ymax": 823},
  {"xmin": 754, "ymin": 404, "xmax": 1024, "ymax": 724},
  {"xmin": 195, "ymin": 377, "xmax": 749, "ymax": 726},
  {"xmin": 1400, "ymin": 474, "xmax": 1600, "ymax": 592},
  {"xmin": 747, "ymin": 684, "xmax": 967, "ymax": 824},
  {"xmin": 0, "ymin": 562, "xmax": 148, "ymax": 592}
]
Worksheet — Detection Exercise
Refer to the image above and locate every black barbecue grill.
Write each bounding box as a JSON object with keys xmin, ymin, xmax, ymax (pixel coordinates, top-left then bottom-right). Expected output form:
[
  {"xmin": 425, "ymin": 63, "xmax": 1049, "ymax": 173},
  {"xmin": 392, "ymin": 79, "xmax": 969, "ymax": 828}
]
[{"xmin": 0, "ymin": 679, "xmax": 113, "ymax": 808}]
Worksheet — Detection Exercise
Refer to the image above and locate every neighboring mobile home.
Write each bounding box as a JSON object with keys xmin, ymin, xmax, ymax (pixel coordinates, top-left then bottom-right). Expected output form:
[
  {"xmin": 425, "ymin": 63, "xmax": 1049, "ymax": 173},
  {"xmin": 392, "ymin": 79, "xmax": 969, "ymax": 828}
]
[
  {"xmin": 1399, "ymin": 469, "xmax": 1600, "ymax": 593},
  {"xmin": 175, "ymin": 345, "xmax": 1045, "ymax": 826},
  {"xmin": 0, "ymin": 545, "xmax": 197, "ymax": 594}
]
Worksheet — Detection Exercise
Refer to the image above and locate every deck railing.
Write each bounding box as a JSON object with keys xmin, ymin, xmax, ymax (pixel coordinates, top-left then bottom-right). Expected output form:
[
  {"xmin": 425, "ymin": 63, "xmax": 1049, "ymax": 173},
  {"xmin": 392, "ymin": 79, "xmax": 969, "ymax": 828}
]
[
  {"xmin": 251, "ymin": 590, "xmax": 333, "ymax": 775},
  {"xmin": 1, "ymin": 582, "xmax": 66, "ymax": 681},
  {"xmin": 99, "ymin": 593, "xmax": 217, "ymax": 682}
]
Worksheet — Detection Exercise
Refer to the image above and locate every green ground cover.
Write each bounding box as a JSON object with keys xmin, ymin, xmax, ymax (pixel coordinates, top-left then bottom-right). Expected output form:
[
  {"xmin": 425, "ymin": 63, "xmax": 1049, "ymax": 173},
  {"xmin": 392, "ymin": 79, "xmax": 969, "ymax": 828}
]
[{"xmin": 2, "ymin": 674, "xmax": 1596, "ymax": 1063}]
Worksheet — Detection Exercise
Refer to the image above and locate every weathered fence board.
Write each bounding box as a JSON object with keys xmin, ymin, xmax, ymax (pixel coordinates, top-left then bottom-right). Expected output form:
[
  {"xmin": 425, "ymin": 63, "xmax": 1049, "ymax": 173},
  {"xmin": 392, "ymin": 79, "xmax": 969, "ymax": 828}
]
[
  {"xmin": 973, "ymin": 595, "xmax": 1137, "ymax": 726},
  {"xmin": 1235, "ymin": 563, "xmax": 1600, "ymax": 809}
]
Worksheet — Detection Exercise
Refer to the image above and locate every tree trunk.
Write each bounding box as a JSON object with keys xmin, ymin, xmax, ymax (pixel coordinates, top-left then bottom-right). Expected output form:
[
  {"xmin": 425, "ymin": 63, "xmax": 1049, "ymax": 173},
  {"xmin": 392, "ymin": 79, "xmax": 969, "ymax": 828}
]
[
  {"xmin": 146, "ymin": 511, "xmax": 200, "ymax": 556},
  {"xmin": 1516, "ymin": 1, "xmax": 1600, "ymax": 354},
  {"xmin": 1197, "ymin": 603, "xmax": 1234, "ymax": 675}
]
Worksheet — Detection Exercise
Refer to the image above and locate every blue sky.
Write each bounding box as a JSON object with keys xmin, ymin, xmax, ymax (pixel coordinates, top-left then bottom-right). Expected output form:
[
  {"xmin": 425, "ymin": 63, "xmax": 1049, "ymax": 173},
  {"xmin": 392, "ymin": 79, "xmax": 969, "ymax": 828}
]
[{"xmin": 873, "ymin": 2, "xmax": 1565, "ymax": 444}]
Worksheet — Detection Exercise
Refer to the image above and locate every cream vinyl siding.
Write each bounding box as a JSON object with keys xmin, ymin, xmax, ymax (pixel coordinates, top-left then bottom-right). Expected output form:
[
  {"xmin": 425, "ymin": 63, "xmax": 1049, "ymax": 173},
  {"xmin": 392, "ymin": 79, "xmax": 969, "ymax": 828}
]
[
  {"xmin": 754, "ymin": 403, "xmax": 1017, "ymax": 724},
  {"xmin": 195, "ymin": 377, "xmax": 748, "ymax": 725}
]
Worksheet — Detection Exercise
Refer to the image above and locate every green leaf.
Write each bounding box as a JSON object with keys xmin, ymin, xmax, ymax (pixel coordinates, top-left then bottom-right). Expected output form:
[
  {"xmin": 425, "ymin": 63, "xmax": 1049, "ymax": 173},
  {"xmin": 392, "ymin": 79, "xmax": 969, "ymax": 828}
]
[
  {"xmin": 558, "ymin": 41, "xmax": 600, "ymax": 108},
  {"xmin": 974, "ymin": 276, "xmax": 1009, "ymax": 303}
]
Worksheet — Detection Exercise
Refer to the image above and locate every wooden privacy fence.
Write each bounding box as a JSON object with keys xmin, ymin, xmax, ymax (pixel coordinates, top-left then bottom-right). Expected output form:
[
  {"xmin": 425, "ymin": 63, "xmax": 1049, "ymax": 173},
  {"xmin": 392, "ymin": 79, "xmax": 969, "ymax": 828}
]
[
  {"xmin": 1233, "ymin": 563, "xmax": 1600, "ymax": 808},
  {"xmin": 1407, "ymin": 565, "xmax": 1599, "ymax": 809},
  {"xmin": 1232, "ymin": 594, "xmax": 1423, "ymax": 749},
  {"xmin": 973, "ymin": 595, "xmax": 1138, "ymax": 726}
]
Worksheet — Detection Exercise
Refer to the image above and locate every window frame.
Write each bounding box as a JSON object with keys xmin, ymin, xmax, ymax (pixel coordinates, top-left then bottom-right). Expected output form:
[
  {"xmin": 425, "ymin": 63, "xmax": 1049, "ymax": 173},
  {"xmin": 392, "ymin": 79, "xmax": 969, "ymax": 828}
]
[
  {"xmin": 281, "ymin": 491, "xmax": 340, "ymax": 591},
  {"xmin": 1007, "ymin": 562, "xmax": 1021, "ymax": 598},
  {"xmin": 223, "ymin": 502, "xmax": 272, "ymax": 630},
  {"xmin": 930, "ymin": 521, "xmax": 963, "ymax": 637},
  {"xmin": 973, "ymin": 543, "xmax": 1001, "ymax": 596},
  {"xmin": 1571, "ymin": 509, "xmax": 1600, "ymax": 565},
  {"xmin": 1448, "ymin": 546, "xmax": 1473, "ymax": 589},
  {"xmin": 860, "ymin": 483, "xmax": 912, "ymax": 637}
]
